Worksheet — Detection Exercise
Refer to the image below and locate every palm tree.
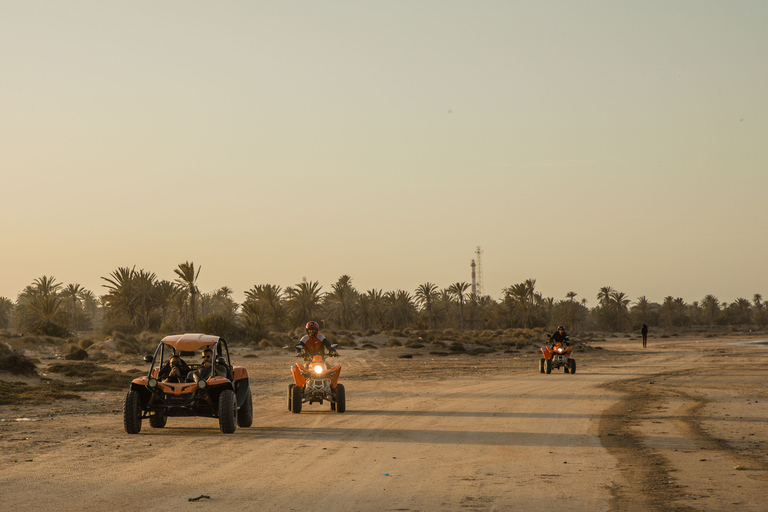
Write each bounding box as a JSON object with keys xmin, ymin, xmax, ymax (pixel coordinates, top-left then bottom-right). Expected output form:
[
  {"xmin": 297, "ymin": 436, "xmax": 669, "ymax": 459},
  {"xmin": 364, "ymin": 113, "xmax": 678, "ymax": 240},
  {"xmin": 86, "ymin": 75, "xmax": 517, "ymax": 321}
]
[
  {"xmin": 503, "ymin": 279, "xmax": 537, "ymax": 328},
  {"xmin": 700, "ymin": 294, "xmax": 720, "ymax": 326},
  {"xmin": 0, "ymin": 297, "xmax": 14, "ymax": 329},
  {"xmin": 597, "ymin": 286, "xmax": 614, "ymax": 308},
  {"xmin": 448, "ymin": 282, "xmax": 471, "ymax": 329},
  {"xmin": 244, "ymin": 284, "xmax": 287, "ymax": 330},
  {"xmin": 632, "ymin": 296, "xmax": 650, "ymax": 325},
  {"xmin": 383, "ymin": 290, "xmax": 417, "ymax": 329},
  {"xmin": 609, "ymin": 291, "xmax": 630, "ymax": 331},
  {"xmin": 566, "ymin": 291, "xmax": 577, "ymax": 302},
  {"xmin": 61, "ymin": 283, "xmax": 86, "ymax": 331},
  {"xmin": 414, "ymin": 282, "xmax": 439, "ymax": 329},
  {"xmin": 324, "ymin": 275, "xmax": 358, "ymax": 329},
  {"xmin": 285, "ymin": 280, "xmax": 323, "ymax": 325},
  {"xmin": 356, "ymin": 289, "xmax": 384, "ymax": 330},
  {"xmin": 174, "ymin": 261, "xmax": 201, "ymax": 330}
]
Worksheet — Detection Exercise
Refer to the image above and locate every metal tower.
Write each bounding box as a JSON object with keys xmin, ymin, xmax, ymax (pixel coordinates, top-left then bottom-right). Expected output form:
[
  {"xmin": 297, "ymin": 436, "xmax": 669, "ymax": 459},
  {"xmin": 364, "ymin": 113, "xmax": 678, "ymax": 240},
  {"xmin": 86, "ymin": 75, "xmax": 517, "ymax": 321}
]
[{"xmin": 474, "ymin": 246, "xmax": 484, "ymax": 296}]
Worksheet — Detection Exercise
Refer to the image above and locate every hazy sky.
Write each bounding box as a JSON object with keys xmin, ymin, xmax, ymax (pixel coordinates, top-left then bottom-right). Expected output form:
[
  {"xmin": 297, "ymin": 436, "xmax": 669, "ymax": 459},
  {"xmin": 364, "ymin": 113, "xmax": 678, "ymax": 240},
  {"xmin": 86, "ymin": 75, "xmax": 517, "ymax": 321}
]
[{"xmin": 2, "ymin": 1, "xmax": 767, "ymax": 307}]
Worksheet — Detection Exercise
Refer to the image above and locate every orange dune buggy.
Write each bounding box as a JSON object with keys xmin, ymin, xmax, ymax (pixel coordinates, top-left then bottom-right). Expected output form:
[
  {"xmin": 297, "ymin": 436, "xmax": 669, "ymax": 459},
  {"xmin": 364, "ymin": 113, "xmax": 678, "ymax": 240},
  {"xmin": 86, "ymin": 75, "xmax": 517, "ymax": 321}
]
[{"xmin": 123, "ymin": 333, "xmax": 252, "ymax": 434}]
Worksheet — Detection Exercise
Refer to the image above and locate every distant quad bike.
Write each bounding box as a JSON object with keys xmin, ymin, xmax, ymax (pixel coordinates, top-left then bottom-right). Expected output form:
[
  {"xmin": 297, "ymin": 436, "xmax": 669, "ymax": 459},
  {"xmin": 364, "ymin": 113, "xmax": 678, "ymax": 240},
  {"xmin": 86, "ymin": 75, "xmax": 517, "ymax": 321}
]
[
  {"xmin": 288, "ymin": 344, "xmax": 345, "ymax": 413},
  {"xmin": 539, "ymin": 339, "xmax": 576, "ymax": 374},
  {"xmin": 123, "ymin": 333, "xmax": 253, "ymax": 434}
]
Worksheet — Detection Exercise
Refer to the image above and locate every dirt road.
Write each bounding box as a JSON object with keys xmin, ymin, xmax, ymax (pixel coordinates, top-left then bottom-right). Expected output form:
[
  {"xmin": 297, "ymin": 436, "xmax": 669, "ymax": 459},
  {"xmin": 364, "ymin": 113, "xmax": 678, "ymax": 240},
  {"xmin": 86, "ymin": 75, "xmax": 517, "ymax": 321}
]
[{"xmin": 1, "ymin": 336, "xmax": 767, "ymax": 511}]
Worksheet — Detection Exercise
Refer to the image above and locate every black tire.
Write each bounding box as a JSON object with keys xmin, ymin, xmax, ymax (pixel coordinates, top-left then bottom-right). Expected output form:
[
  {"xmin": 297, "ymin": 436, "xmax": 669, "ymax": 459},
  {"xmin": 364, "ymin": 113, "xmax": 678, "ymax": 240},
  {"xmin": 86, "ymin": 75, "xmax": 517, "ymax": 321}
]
[
  {"xmin": 330, "ymin": 400, "xmax": 336, "ymax": 411},
  {"xmin": 123, "ymin": 390, "xmax": 142, "ymax": 434},
  {"xmin": 539, "ymin": 358, "xmax": 545, "ymax": 373},
  {"xmin": 544, "ymin": 359, "xmax": 552, "ymax": 374},
  {"xmin": 287, "ymin": 384, "xmax": 295, "ymax": 411},
  {"xmin": 218, "ymin": 389, "xmax": 237, "ymax": 434},
  {"xmin": 237, "ymin": 389, "xmax": 253, "ymax": 428},
  {"xmin": 149, "ymin": 413, "xmax": 167, "ymax": 429},
  {"xmin": 335, "ymin": 383, "xmax": 346, "ymax": 413},
  {"xmin": 291, "ymin": 385, "xmax": 303, "ymax": 414},
  {"xmin": 569, "ymin": 359, "xmax": 576, "ymax": 374},
  {"xmin": 563, "ymin": 362, "xmax": 570, "ymax": 374}
]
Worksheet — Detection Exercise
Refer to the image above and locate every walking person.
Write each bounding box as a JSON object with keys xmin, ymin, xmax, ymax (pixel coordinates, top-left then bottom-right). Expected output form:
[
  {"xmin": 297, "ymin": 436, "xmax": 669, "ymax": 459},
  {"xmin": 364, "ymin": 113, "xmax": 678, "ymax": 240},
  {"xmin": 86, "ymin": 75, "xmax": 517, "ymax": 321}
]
[{"xmin": 641, "ymin": 324, "xmax": 648, "ymax": 348}]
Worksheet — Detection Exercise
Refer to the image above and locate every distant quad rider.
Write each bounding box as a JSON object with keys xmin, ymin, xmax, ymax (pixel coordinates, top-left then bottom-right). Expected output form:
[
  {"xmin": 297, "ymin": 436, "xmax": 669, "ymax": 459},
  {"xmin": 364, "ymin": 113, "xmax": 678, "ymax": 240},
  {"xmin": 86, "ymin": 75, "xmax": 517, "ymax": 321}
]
[
  {"xmin": 549, "ymin": 325, "xmax": 570, "ymax": 348},
  {"xmin": 296, "ymin": 321, "xmax": 339, "ymax": 359}
]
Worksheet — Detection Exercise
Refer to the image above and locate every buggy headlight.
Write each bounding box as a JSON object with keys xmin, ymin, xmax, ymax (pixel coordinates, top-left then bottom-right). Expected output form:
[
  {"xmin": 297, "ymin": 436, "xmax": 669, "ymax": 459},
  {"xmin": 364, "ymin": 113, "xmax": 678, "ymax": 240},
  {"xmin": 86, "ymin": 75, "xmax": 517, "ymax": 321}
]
[
  {"xmin": 197, "ymin": 379, "xmax": 207, "ymax": 390},
  {"xmin": 313, "ymin": 365, "xmax": 323, "ymax": 374},
  {"xmin": 148, "ymin": 378, "xmax": 158, "ymax": 388}
]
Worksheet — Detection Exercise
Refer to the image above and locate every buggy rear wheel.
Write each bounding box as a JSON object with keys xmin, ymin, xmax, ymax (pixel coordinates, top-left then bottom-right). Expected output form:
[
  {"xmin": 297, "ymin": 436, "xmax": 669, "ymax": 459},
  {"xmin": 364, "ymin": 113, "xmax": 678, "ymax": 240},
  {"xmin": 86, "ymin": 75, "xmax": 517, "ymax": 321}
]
[
  {"xmin": 149, "ymin": 413, "xmax": 167, "ymax": 429},
  {"xmin": 123, "ymin": 390, "xmax": 142, "ymax": 434},
  {"xmin": 237, "ymin": 389, "xmax": 253, "ymax": 428},
  {"xmin": 335, "ymin": 383, "xmax": 346, "ymax": 413},
  {"xmin": 291, "ymin": 385, "xmax": 303, "ymax": 413},
  {"xmin": 218, "ymin": 389, "xmax": 237, "ymax": 434}
]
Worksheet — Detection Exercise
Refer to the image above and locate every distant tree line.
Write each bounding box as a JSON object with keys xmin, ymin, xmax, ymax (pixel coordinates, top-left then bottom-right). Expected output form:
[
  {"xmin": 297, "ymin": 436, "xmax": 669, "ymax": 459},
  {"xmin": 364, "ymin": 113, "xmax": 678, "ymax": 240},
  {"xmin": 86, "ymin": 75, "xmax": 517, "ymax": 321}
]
[{"xmin": 1, "ymin": 264, "xmax": 766, "ymax": 341}]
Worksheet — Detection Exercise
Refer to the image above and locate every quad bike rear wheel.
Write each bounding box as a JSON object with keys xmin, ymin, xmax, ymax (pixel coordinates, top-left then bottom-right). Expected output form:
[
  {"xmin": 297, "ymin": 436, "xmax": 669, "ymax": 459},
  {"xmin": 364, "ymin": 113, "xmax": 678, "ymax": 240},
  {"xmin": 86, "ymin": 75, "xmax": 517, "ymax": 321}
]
[
  {"xmin": 218, "ymin": 389, "xmax": 237, "ymax": 434},
  {"xmin": 123, "ymin": 390, "xmax": 142, "ymax": 434},
  {"xmin": 291, "ymin": 385, "xmax": 303, "ymax": 413},
  {"xmin": 287, "ymin": 384, "xmax": 295, "ymax": 411},
  {"xmin": 335, "ymin": 383, "xmax": 346, "ymax": 413},
  {"xmin": 237, "ymin": 389, "xmax": 253, "ymax": 428},
  {"xmin": 539, "ymin": 358, "xmax": 545, "ymax": 373},
  {"xmin": 544, "ymin": 359, "xmax": 552, "ymax": 374},
  {"xmin": 568, "ymin": 359, "xmax": 576, "ymax": 374},
  {"xmin": 149, "ymin": 413, "xmax": 167, "ymax": 428}
]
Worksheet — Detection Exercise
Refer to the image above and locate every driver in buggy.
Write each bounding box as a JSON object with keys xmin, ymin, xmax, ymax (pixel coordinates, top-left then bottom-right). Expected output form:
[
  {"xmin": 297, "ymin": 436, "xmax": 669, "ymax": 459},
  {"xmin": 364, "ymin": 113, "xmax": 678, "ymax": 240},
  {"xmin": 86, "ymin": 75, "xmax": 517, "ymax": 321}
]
[
  {"xmin": 158, "ymin": 354, "xmax": 189, "ymax": 383},
  {"xmin": 295, "ymin": 321, "xmax": 338, "ymax": 360},
  {"xmin": 549, "ymin": 325, "xmax": 570, "ymax": 348}
]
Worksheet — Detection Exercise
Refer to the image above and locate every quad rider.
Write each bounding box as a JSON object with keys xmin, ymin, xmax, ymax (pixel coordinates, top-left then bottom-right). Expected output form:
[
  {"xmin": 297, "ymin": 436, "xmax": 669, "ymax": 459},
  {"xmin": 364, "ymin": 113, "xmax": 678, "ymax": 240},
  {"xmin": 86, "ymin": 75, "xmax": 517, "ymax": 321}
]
[
  {"xmin": 549, "ymin": 325, "xmax": 570, "ymax": 348},
  {"xmin": 296, "ymin": 321, "xmax": 339, "ymax": 360}
]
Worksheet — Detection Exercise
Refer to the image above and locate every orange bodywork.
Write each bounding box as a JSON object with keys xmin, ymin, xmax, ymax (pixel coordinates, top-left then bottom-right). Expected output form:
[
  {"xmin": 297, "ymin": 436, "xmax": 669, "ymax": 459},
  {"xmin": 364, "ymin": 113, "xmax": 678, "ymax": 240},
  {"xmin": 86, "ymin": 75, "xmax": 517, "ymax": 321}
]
[
  {"xmin": 291, "ymin": 355, "xmax": 342, "ymax": 388},
  {"xmin": 541, "ymin": 342, "xmax": 572, "ymax": 360}
]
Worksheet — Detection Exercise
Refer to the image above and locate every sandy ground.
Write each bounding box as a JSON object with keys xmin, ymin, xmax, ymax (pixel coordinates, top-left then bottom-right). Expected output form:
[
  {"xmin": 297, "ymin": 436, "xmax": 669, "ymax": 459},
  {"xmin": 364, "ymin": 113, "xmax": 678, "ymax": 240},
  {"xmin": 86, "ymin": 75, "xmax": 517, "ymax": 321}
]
[{"xmin": 1, "ymin": 334, "xmax": 767, "ymax": 512}]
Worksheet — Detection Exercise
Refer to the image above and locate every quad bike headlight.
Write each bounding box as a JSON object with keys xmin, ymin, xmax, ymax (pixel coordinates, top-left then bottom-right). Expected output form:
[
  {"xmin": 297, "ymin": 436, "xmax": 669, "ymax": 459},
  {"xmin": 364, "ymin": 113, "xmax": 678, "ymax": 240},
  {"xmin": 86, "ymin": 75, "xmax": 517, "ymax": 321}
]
[
  {"xmin": 197, "ymin": 379, "xmax": 207, "ymax": 390},
  {"xmin": 148, "ymin": 378, "xmax": 158, "ymax": 388},
  {"xmin": 313, "ymin": 365, "xmax": 323, "ymax": 375}
]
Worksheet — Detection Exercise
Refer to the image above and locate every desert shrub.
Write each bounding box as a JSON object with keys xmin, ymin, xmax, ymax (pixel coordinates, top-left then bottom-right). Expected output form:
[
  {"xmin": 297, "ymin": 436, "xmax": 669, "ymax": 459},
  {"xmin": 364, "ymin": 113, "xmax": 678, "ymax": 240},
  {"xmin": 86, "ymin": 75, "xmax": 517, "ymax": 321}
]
[
  {"xmin": 45, "ymin": 362, "xmax": 137, "ymax": 390},
  {"xmin": 65, "ymin": 348, "xmax": 89, "ymax": 360},
  {"xmin": 78, "ymin": 338, "xmax": 95, "ymax": 350},
  {"xmin": 406, "ymin": 343, "xmax": 425, "ymax": 349},
  {"xmin": 257, "ymin": 339, "xmax": 274, "ymax": 349},
  {"xmin": 0, "ymin": 349, "xmax": 38, "ymax": 376},
  {"xmin": 449, "ymin": 342, "xmax": 466, "ymax": 352},
  {"xmin": 365, "ymin": 329, "xmax": 377, "ymax": 336},
  {"xmin": 361, "ymin": 343, "xmax": 379, "ymax": 349},
  {"xmin": 386, "ymin": 337, "xmax": 403, "ymax": 348}
]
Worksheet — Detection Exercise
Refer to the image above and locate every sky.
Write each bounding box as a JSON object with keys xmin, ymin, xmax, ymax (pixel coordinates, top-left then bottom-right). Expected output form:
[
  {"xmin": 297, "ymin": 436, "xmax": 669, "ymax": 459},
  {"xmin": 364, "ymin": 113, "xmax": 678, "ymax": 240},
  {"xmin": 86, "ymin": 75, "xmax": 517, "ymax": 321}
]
[{"xmin": 1, "ymin": 1, "xmax": 767, "ymax": 307}]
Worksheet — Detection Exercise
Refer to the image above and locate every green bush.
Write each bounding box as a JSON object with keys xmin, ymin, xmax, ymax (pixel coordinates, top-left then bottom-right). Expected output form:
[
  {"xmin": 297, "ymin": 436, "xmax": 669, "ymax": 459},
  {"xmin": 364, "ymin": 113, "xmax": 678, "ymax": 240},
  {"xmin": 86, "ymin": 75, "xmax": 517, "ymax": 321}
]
[{"xmin": 0, "ymin": 350, "xmax": 38, "ymax": 376}]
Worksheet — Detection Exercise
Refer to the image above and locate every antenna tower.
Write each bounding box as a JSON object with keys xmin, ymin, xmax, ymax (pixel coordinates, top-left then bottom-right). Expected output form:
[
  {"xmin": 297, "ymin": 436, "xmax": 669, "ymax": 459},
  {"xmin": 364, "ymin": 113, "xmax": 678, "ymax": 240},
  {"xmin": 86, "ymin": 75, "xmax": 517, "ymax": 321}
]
[{"xmin": 475, "ymin": 246, "xmax": 484, "ymax": 296}]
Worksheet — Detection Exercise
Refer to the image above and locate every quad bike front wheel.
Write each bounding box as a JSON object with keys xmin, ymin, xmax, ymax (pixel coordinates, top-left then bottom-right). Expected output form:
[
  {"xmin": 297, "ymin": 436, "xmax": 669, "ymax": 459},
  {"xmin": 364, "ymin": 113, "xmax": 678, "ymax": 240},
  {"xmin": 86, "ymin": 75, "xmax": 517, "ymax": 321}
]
[
  {"xmin": 335, "ymin": 383, "xmax": 346, "ymax": 414},
  {"xmin": 218, "ymin": 389, "xmax": 237, "ymax": 434},
  {"xmin": 237, "ymin": 389, "xmax": 253, "ymax": 428},
  {"xmin": 291, "ymin": 385, "xmax": 303, "ymax": 414},
  {"xmin": 123, "ymin": 390, "xmax": 142, "ymax": 434},
  {"xmin": 287, "ymin": 384, "xmax": 295, "ymax": 411},
  {"xmin": 539, "ymin": 358, "xmax": 545, "ymax": 373},
  {"xmin": 149, "ymin": 413, "xmax": 167, "ymax": 428},
  {"xmin": 544, "ymin": 359, "xmax": 552, "ymax": 374},
  {"xmin": 568, "ymin": 359, "xmax": 576, "ymax": 374}
]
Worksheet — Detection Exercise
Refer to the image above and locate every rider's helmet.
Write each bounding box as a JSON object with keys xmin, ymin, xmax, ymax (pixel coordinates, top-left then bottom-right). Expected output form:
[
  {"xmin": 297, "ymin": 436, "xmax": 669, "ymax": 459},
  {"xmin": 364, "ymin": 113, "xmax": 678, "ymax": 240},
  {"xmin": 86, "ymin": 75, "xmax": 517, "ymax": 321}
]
[
  {"xmin": 305, "ymin": 321, "xmax": 320, "ymax": 335},
  {"xmin": 557, "ymin": 325, "xmax": 565, "ymax": 331}
]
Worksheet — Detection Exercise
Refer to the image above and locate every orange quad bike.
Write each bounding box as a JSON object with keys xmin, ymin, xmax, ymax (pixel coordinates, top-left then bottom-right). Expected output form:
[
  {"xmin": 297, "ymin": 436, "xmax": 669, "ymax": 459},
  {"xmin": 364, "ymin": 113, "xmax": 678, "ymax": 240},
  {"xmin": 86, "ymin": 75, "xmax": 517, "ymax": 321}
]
[
  {"xmin": 288, "ymin": 343, "xmax": 345, "ymax": 413},
  {"xmin": 539, "ymin": 338, "xmax": 576, "ymax": 374}
]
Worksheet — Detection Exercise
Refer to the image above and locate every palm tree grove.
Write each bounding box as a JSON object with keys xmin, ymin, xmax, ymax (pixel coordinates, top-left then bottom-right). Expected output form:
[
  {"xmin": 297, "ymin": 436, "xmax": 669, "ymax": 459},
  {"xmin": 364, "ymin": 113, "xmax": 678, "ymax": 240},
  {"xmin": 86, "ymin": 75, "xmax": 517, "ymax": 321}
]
[{"xmin": 1, "ymin": 262, "xmax": 766, "ymax": 347}]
